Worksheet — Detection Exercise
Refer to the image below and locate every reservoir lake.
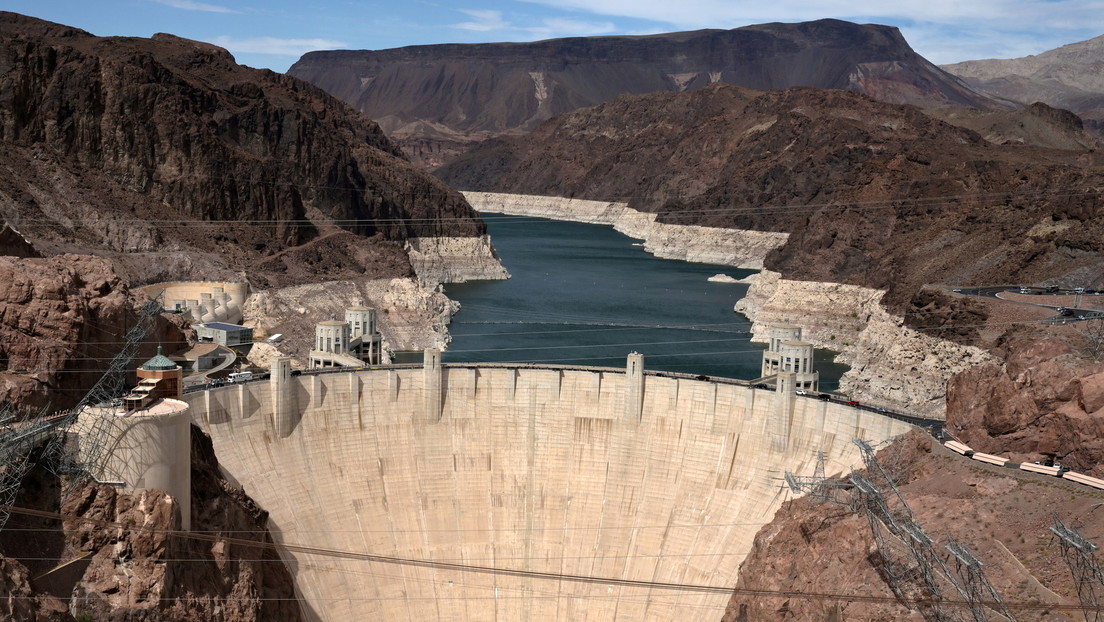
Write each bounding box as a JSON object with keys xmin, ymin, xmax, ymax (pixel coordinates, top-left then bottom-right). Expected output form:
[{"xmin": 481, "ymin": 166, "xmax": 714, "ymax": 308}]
[{"xmin": 443, "ymin": 214, "xmax": 847, "ymax": 390}]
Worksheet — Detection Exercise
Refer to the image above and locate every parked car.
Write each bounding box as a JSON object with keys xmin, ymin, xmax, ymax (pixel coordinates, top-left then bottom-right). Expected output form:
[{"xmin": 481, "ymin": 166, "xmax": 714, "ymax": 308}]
[
  {"xmin": 795, "ymin": 390, "xmax": 808, "ymax": 395},
  {"xmin": 847, "ymin": 400, "xmax": 860, "ymax": 407}
]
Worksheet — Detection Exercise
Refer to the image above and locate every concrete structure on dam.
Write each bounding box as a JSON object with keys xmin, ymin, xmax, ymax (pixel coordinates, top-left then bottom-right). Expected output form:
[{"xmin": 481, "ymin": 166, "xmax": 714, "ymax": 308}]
[{"xmin": 185, "ymin": 354, "xmax": 913, "ymax": 621}]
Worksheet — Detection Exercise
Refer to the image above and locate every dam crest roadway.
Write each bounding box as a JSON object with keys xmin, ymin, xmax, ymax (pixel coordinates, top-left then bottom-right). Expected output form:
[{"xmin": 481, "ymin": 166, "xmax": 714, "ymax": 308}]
[{"xmin": 185, "ymin": 352, "xmax": 914, "ymax": 621}]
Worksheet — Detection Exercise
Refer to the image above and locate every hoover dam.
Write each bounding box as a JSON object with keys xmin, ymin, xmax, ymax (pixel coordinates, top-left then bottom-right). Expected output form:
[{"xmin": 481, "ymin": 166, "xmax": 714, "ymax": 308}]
[{"xmin": 185, "ymin": 354, "xmax": 913, "ymax": 621}]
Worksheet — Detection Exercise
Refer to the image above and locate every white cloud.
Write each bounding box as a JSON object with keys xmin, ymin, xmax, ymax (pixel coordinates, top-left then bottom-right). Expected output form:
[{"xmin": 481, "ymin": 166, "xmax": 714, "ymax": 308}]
[
  {"xmin": 451, "ymin": 9, "xmax": 618, "ymax": 40},
  {"xmin": 525, "ymin": 17, "xmax": 618, "ymax": 38},
  {"xmin": 151, "ymin": 0, "xmax": 239, "ymax": 14},
  {"xmin": 454, "ymin": 10, "xmax": 510, "ymax": 32},
  {"xmin": 208, "ymin": 36, "xmax": 349, "ymax": 57}
]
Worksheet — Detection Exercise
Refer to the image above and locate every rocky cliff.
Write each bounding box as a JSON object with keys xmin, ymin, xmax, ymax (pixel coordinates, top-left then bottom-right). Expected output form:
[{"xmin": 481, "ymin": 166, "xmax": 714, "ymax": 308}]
[
  {"xmin": 947, "ymin": 335, "xmax": 1104, "ymax": 475},
  {"xmin": 724, "ymin": 431, "xmax": 1101, "ymax": 621},
  {"xmin": 289, "ymin": 19, "xmax": 995, "ymax": 164},
  {"xmin": 0, "ymin": 253, "xmax": 186, "ymax": 414},
  {"xmin": 403, "ymin": 235, "xmax": 510, "ymax": 287},
  {"xmin": 0, "ymin": 11, "xmax": 490, "ymax": 288},
  {"xmin": 439, "ymin": 84, "xmax": 1104, "ymax": 311},
  {"xmin": 242, "ymin": 277, "xmax": 461, "ymax": 360},
  {"xmin": 735, "ymin": 270, "xmax": 992, "ymax": 417},
  {"xmin": 0, "ymin": 431, "xmax": 302, "ymax": 621}
]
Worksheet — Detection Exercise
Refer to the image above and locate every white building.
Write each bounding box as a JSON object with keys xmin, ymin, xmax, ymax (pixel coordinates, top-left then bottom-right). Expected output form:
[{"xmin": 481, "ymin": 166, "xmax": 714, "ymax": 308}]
[
  {"xmin": 309, "ymin": 301, "xmax": 383, "ymax": 369},
  {"xmin": 760, "ymin": 322, "xmax": 819, "ymax": 392}
]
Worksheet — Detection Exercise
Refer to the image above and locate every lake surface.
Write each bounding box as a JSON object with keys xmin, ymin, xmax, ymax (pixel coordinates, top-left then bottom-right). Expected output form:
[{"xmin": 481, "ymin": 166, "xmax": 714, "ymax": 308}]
[{"xmin": 443, "ymin": 214, "xmax": 847, "ymax": 389}]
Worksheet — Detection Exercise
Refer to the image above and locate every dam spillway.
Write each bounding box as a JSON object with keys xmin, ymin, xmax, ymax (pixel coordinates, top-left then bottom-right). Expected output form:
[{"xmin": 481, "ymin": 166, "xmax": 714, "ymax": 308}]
[{"xmin": 186, "ymin": 359, "xmax": 913, "ymax": 621}]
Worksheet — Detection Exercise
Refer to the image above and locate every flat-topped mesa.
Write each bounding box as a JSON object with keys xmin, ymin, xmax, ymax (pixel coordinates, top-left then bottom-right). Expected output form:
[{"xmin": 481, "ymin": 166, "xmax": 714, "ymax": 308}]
[{"xmin": 290, "ymin": 19, "xmax": 996, "ymax": 163}]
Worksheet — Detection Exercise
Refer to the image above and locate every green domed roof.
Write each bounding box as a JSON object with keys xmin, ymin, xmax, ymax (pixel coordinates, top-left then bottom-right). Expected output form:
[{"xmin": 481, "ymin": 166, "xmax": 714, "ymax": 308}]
[{"xmin": 141, "ymin": 345, "xmax": 178, "ymax": 371}]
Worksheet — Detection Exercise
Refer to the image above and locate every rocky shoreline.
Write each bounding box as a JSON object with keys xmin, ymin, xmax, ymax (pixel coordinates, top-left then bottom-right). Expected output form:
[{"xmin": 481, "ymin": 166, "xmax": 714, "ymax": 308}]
[
  {"xmin": 735, "ymin": 271, "xmax": 993, "ymax": 418},
  {"xmin": 464, "ymin": 191, "xmax": 788, "ymax": 269},
  {"xmin": 404, "ymin": 234, "xmax": 510, "ymax": 288},
  {"xmin": 464, "ymin": 191, "xmax": 987, "ymax": 418}
]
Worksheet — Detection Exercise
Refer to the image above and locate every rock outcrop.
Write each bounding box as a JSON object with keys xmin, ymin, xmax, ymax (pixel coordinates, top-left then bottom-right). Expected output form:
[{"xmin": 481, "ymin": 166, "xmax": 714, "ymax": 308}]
[
  {"xmin": 0, "ymin": 430, "xmax": 302, "ymax": 621},
  {"xmin": 465, "ymin": 191, "xmax": 788, "ymax": 269},
  {"xmin": 724, "ymin": 431, "xmax": 1099, "ymax": 621},
  {"xmin": 290, "ymin": 19, "xmax": 995, "ymax": 164},
  {"xmin": 947, "ymin": 335, "xmax": 1104, "ymax": 475},
  {"xmin": 0, "ymin": 12, "xmax": 491, "ymax": 288},
  {"xmin": 242, "ymin": 277, "xmax": 460, "ymax": 361},
  {"xmin": 0, "ymin": 254, "xmax": 186, "ymax": 414},
  {"xmin": 735, "ymin": 270, "xmax": 992, "ymax": 417},
  {"xmin": 403, "ymin": 235, "xmax": 510, "ymax": 288}
]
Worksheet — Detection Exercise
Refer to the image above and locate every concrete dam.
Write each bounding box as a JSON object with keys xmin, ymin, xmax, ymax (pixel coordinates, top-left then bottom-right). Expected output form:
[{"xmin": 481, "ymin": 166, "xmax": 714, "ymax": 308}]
[{"xmin": 185, "ymin": 354, "xmax": 913, "ymax": 621}]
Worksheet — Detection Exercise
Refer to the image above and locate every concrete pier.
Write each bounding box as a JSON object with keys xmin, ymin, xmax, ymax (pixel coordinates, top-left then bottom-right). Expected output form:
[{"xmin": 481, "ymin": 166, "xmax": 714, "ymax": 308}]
[{"xmin": 186, "ymin": 358, "xmax": 913, "ymax": 621}]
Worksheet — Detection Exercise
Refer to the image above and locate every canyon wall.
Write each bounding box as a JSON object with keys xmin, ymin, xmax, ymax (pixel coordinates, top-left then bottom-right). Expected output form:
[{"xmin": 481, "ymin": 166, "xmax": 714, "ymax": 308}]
[
  {"xmin": 404, "ymin": 234, "xmax": 510, "ymax": 287},
  {"xmin": 465, "ymin": 191, "xmax": 788, "ymax": 269},
  {"xmin": 736, "ymin": 270, "xmax": 993, "ymax": 417}
]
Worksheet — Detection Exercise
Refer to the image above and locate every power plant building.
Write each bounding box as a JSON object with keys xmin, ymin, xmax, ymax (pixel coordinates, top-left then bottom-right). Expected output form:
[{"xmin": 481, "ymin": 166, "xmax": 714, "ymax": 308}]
[{"xmin": 195, "ymin": 322, "xmax": 254, "ymax": 347}]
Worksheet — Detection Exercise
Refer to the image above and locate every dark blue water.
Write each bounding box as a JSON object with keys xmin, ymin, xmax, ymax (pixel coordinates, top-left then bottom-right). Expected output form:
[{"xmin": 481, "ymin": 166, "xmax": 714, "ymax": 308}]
[{"xmin": 443, "ymin": 214, "xmax": 846, "ymax": 388}]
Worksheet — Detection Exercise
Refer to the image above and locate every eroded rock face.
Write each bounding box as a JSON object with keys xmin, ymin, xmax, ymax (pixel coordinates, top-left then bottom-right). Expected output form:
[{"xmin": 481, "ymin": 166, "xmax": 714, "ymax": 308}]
[
  {"xmin": 0, "ymin": 254, "xmax": 186, "ymax": 414},
  {"xmin": 0, "ymin": 12, "xmax": 488, "ymax": 288},
  {"xmin": 242, "ymin": 277, "xmax": 461, "ymax": 361},
  {"xmin": 947, "ymin": 337, "xmax": 1104, "ymax": 474},
  {"xmin": 725, "ymin": 431, "xmax": 1102, "ymax": 621},
  {"xmin": 736, "ymin": 270, "xmax": 992, "ymax": 417},
  {"xmin": 0, "ymin": 430, "xmax": 302, "ymax": 621},
  {"xmin": 0, "ymin": 557, "xmax": 70, "ymax": 621}
]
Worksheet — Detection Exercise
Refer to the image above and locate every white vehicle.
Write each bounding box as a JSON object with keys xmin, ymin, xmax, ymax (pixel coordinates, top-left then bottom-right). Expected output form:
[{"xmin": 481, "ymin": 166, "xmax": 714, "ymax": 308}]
[
  {"xmin": 267, "ymin": 333, "xmax": 284, "ymax": 344},
  {"xmin": 795, "ymin": 390, "xmax": 808, "ymax": 395},
  {"xmin": 228, "ymin": 371, "xmax": 253, "ymax": 383}
]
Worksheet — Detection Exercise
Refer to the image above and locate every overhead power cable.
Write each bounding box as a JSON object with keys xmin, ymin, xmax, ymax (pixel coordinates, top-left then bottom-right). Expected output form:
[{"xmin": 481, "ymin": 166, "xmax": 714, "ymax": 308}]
[{"xmin": 5, "ymin": 504, "xmax": 1098, "ymax": 613}]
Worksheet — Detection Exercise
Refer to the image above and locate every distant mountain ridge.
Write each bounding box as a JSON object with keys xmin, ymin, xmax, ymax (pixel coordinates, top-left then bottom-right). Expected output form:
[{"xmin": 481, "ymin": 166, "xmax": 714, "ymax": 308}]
[
  {"xmin": 288, "ymin": 19, "xmax": 997, "ymax": 165},
  {"xmin": 943, "ymin": 33, "xmax": 1104, "ymax": 135},
  {"xmin": 436, "ymin": 84, "xmax": 1104, "ymax": 309}
]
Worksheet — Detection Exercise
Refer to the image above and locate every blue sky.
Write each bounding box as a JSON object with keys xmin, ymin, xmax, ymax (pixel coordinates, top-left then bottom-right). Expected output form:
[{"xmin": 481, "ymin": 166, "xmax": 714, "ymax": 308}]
[{"xmin": 6, "ymin": 1, "xmax": 1103, "ymax": 72}]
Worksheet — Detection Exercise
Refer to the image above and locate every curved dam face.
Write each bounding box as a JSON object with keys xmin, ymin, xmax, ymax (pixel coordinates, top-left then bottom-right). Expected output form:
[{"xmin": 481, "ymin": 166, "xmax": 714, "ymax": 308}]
[{"xmin": 186, "ymin": 360, "xmax": 912, "ymax": 621}]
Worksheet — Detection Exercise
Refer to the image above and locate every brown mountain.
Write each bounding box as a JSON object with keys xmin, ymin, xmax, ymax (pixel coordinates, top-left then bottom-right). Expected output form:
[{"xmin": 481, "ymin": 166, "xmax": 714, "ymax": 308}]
[
  {"xmin": 0, "ymin": 11, "xmax": 484, "ymax": 289},
  {"xmin": 288, "ymin": 19, "xmax": 997, "ymax": 165},
  {"xmin": 0, "ymin": 11, "xmax": 495, "ymax": 413},
  {"xmin": 436, "ymin": 84, "xmax": 1104, "ymax": 309},
  {"xmin": 943, "ymin": 33, "xmax": 1104, "ymax": 136}
]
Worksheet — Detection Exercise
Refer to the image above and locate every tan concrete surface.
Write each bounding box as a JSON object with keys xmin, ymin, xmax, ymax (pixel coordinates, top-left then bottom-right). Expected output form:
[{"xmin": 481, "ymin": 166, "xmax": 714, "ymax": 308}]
[
  {"xmin": 79, "ymin": 398, "xmax": 192, "ymax": 530},
  {"xmin": 187, "ymin": 366, "xmax": 912, "ymax": 621}
]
